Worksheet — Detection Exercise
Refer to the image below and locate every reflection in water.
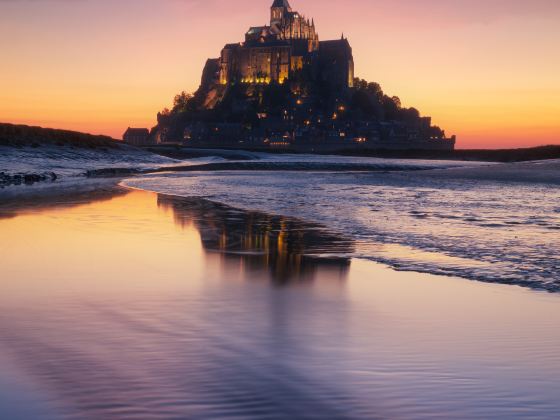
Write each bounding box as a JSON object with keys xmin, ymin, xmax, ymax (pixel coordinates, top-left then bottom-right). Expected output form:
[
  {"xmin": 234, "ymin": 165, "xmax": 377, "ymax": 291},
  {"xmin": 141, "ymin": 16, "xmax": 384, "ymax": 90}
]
[
  {"xmin": 1, "ymin": 189, "xmax": 560, "ymax": 419},
  {"xmin": 157, "ymin": 194, "xmax": 353, "ymax": 285},
  {"xmin": 0, "ymin": 181, "xmax": 126, "ymax": 220}
]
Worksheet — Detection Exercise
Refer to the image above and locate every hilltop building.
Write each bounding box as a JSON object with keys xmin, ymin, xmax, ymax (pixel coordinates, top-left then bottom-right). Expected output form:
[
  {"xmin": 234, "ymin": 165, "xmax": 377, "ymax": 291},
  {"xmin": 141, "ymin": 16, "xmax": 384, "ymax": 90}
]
[
  {"xmin": 150, "ymin": 0, "xmax": 456, "ymax": 151},
  {"xmin": 213, "ymin": 0, "xmax": 353, "ymax": 91}
]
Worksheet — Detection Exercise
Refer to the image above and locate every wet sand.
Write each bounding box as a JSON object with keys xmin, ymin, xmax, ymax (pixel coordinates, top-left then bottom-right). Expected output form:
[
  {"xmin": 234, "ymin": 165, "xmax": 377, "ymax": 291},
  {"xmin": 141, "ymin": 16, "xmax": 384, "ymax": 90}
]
[
  {"xmin": 1, "ymin": 188, "xmax": 559, "ymax": 419},
  {"xmin": 417, "ymin": 158, "xmax": 560, "ymax": 185}
]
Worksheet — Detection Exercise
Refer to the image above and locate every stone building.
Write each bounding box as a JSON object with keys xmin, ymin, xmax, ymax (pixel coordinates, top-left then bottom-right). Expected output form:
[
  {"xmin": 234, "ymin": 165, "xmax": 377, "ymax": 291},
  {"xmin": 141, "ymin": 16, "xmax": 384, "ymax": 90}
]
[
  {"xmin": 212, "ymin": 0, "xmax": 353, "ymax": 89},
  {"xmin": 122, "ymin": 128, "xmax": 150, "ymax": 146}
]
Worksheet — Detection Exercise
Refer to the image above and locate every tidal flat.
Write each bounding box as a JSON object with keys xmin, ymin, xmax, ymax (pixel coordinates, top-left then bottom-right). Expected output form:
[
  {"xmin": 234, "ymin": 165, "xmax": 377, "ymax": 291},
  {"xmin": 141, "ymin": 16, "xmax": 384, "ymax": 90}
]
[{"xmin": 1, "ymin": 187, "xmax": 559, "ymax": 419}]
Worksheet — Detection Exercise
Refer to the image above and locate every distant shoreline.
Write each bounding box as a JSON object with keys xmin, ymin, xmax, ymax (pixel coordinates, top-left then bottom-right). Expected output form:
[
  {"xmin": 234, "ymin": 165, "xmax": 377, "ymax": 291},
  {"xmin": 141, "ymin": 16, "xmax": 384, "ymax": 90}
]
[
  {"xmin": 144, "ymin": 144, "xmax": 560, "ymax": 163},
  {"xmin": 2, "ymin": 122, "xmax": 560, "ymax": 197},
  {"xmin": 2, "ymin": 123, "xmax": 559, "ymax": 163}
]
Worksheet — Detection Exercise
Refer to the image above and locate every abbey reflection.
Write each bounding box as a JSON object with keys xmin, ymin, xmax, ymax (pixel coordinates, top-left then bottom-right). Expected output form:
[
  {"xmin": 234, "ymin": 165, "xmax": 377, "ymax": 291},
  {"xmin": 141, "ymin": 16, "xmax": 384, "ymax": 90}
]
[{"xmin": 157, "ymin": 195, "xmax": 354, "ymax": 285}]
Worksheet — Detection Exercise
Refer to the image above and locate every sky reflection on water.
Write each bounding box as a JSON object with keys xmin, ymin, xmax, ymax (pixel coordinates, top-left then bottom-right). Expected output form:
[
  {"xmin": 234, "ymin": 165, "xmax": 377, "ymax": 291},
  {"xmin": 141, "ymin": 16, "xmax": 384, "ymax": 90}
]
[
  {"xmin": 1, "ymin": 188, "xmax": 560, "ymax": 419},
  {"xmin": 125, "ymin": 170, "xmax": 560, "ymax": 291}
]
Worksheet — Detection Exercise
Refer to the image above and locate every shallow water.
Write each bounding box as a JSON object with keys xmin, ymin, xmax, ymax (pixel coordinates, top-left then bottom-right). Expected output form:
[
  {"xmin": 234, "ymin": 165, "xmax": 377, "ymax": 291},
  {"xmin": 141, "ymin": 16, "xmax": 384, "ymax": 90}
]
[
  {"xmin": 125, "ymin": 168, "xmax": 560, "ymax": 291},
  {"xmin": 1, "ymin": 188, "xmax": 560, "ymax": 419}
]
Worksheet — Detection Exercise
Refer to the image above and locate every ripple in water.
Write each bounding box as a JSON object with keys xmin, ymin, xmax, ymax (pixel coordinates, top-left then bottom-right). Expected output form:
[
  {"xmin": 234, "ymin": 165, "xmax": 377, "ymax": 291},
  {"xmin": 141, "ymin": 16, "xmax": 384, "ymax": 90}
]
[
  {"xmin": 1, "ymin": 189, "xmax": 560, "ymax": 419},
  {"xmin": 125, "ymin": 170, "xmax": 560, "ymax": 292}
]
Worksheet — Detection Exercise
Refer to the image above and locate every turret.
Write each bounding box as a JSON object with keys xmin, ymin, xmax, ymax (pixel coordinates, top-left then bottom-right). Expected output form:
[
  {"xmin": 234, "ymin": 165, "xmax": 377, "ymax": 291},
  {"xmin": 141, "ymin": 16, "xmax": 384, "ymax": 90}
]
[{"xmin": 271, "ymin": 0, "xmax": 292, "ymax": 26}]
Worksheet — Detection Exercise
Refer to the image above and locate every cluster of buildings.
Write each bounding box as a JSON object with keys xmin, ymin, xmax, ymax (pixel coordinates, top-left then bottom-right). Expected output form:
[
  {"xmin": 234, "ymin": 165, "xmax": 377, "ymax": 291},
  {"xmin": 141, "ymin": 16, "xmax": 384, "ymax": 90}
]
[
  {"xmin": 124, "ymin": 0, "xmax": 455, "ymax": 151},
  {"xmin": 176, "ymin": 96, "xmax": 455, "ymax": 151}
]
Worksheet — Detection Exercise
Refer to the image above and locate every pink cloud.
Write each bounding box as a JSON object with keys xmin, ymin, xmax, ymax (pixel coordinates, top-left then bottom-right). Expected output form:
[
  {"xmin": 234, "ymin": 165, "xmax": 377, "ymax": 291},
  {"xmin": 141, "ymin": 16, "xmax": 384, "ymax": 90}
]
[{"xmin": 359, "ymin": 0, "xmax": 560, "ymax": 24}]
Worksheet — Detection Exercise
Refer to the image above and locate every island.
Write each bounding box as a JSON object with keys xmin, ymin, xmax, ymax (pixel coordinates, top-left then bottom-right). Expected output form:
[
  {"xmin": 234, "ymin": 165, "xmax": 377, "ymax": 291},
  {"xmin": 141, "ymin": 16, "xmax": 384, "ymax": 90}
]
[{"xmin": 140, "ymin": 0, "xmax": 456, "ymax": 152}]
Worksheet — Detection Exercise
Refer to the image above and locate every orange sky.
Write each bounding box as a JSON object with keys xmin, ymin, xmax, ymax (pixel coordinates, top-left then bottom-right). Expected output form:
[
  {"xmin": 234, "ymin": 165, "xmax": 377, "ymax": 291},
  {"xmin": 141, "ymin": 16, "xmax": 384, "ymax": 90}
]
[{"xmin": 1, "ymin": 0, "xmax": 559, "ymax": 149}]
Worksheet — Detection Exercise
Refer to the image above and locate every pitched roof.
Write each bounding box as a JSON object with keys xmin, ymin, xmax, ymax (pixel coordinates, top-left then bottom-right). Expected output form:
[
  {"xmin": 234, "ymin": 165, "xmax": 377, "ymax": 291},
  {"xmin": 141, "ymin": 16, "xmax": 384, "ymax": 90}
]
[
  {"xmin": 319, "ymin": 39, "xmax": 351, "ymax": 49},
  {"xmin": 124, "ymin": 128, "xmax": 149, "ymax": 136},
  {"xmin": 247, "ymin": 26, "xmax": 268, "ymax": 34},
  {"xmin": 271, "ymin": 0, "xmax": 291, "ymax": 8}
]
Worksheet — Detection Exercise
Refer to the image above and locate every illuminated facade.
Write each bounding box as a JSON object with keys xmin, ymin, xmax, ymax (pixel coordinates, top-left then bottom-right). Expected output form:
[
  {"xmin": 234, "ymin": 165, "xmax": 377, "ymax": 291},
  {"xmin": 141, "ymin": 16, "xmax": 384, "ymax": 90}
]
[{"xmin": 216, "ymin": 0, "xmax": 353, "ymax": 88}]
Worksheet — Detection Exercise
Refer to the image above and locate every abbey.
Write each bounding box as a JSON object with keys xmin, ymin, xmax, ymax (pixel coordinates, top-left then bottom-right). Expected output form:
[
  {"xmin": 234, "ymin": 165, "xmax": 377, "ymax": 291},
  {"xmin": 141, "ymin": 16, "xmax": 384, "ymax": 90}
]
[
  {"xmin": 148, "ymin": 0, "xmax": 455, "ymax": 151},
  {"xmin": 212, "ymin": 0, "xmax": 354, "ymax": 90}
]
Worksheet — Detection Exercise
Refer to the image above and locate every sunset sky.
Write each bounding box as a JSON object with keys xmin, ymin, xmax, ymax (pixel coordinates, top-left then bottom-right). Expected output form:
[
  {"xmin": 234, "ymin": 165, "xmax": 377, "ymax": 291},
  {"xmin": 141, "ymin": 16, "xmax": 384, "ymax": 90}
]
[{"xmin": 1, "ymin": 0, "xmax": 559, "ymax": 149}]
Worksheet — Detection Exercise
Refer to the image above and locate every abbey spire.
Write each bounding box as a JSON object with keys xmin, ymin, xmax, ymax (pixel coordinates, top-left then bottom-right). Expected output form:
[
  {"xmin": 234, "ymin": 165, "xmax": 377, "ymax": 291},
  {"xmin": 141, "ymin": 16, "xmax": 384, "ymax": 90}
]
[{"xmin": 271, "ymin": 0, "xmax": 292, "ymax": 26}]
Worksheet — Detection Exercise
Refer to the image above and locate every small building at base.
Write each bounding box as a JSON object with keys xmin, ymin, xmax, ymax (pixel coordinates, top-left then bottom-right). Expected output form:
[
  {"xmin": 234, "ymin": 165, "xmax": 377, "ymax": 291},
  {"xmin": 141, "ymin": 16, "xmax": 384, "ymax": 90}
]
[{"xmin": 123, "ymin": 128, "xmax": 151, "ymax": 146}]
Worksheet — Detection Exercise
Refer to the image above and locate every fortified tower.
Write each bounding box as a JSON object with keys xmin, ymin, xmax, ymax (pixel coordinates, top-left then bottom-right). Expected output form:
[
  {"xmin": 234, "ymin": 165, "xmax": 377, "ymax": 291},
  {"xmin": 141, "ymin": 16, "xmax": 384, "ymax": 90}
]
[
  {"xmin": 270, "ymin": 0, "xmax": 292, "ymax": 26},
  {"xmin": 215, "ymin": 0, "xmax": 352, "ymax": 88}
]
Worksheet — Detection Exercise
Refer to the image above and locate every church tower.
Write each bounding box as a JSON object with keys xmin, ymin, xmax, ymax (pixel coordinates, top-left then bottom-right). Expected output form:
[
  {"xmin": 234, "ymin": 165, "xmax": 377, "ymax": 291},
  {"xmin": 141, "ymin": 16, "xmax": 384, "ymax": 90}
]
[{"xmin": 271, "ymin": 0, "xmax": 292, "ymax": 26}]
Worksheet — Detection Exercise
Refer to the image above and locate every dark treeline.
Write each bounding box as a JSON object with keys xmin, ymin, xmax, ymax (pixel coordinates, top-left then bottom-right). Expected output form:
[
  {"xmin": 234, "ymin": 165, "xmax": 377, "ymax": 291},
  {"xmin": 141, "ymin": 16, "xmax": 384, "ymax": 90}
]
[
  {"xmin": 0, "ymin": 123, "xmax": 118, "ymax": 148},
  {"xmin": 157, "ymin": 76, "xmax": 447, "ymax": 140},
  {"xmin": 161, "ymin": 78, "xmax": 439, "ymax": 126},
  {"xmin": 350, "ymin": 79, "xmax": 445, "ymax": 137}
]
